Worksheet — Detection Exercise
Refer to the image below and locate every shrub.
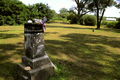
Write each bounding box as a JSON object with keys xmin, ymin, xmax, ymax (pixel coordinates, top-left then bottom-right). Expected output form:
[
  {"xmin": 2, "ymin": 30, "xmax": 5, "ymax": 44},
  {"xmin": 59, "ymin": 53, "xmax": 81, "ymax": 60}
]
[
  {"xmin": 79, "ymin": 16, "xmax": 84, "ymax": 25},
  {"xmin": 0, "ymin": 15, "xmax": 7, "ymax": 25},
  {"xmin": 84, "ymin": 15, "xmax": 96, "ymax": 26},
  {"xmin": 63, "ymin": 18, "xmax": 67, "ymax": 23},
  {"xmin": 116, "ymin": 18, "xmax": 120, "ymax": 21},
  {"xmin": 0, "ymin": 15, "xmax": 4, "ymax": 25},
  {"xmin": 101, "ymin": 17, "xmax": 107, "ymax": 25},
  {"xmin": 15, "ymin": 15, "xmax": 24, "ymax": 25},
  {"xmin": 101, "ymin": 20, "xmax": 107, "ymax": 25},
  {"xmin": 106, "ymin": 21, "xmax": 118, "ymax": 28},
  {"xmin": 52, "ymin": 18, "xmax": 63, "ymax": 21},
  {"xmin": 60, "ymin": 13, "xmax": 68, "ymax": 18},
  {"xmin": 67, "ymin": 14, "xmax": 78, "ymax": 24},
  {"xmin": 6, "ymin": 16, "xmax": 14, "ymax": 25},
  {"xmin": 114, "ymin": 21, "xmax": 120, "ymax": 29}
]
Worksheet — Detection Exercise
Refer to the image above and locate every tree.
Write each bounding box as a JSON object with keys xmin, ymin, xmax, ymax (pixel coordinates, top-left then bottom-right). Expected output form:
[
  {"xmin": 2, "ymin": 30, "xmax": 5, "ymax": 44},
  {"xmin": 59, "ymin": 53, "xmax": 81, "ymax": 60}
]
[
  {"xmin": 52, "ymin": 10, "xmax": 57, "ymax": 18},
  {"xmin": 28, "ymin": 3, "xmax": 53, "ymax": 21},
  {"xmin": 0, "ymin": 0, "xmax": 53, "ymax": 25},
  {"xmin": 59, "ymin": 8, "xmax": 68, "ymax": 14},
  {"xmin": 73, "ymin": 0, "xmax": 91, "ymax": 20},
  {"xmin": 0, "ymin": 0, "xmax": 13, "ymax": 25},
  {"xmin": 59, "ymin": 8, "xmax": 68, "ymax": 18},
  {"xmin": 88, "ymin": 0, "xmax": 116, "ymax": 29},
  {"xmin": 0, "ymin": 0, "xmax": 30, "ymax": 25},
  {"xmin": 10, "ymin": 0, "xmax": 30, "ymax": 24},
  {"xmin": 68, "ymin": 7, "xmax": 77, "ymax": 14},
  {"xmin": 115, "ymin": 0, "xmax": 120, "ymax": 8}
]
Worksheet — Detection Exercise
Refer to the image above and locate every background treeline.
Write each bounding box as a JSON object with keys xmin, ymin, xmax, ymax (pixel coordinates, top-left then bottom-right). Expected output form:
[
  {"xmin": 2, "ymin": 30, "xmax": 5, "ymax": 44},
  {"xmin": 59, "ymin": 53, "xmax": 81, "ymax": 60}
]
[
  {"xmin": 0, "ymin": 0, "xmax": 54, "ymax": 25},
  {"xmin": 0, "ymin": 0, "xmax": 120, "ymax": 29}
]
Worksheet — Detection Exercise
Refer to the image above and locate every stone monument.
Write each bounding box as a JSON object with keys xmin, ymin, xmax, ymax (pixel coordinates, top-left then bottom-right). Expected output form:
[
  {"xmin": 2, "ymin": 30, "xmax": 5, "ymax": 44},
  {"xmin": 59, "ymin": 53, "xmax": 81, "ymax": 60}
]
[{"xmin": 17, "ymin": 21, "xmax": 55, "ymax": 80}]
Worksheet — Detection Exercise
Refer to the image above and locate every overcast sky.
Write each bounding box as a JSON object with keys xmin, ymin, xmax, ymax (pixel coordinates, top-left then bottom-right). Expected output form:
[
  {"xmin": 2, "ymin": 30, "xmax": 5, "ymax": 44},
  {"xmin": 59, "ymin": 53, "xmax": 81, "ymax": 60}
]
[{"xmin": 19, "ymin": 0, "xmax": 120, "ymax": 18}]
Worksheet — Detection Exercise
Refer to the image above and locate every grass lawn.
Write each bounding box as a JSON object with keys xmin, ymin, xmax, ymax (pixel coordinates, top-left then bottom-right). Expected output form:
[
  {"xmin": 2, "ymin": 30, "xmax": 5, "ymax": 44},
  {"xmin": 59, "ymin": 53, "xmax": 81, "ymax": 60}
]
[{"xmin": 0, "ymin": 23, "xmax": 120, "ymax": 80}]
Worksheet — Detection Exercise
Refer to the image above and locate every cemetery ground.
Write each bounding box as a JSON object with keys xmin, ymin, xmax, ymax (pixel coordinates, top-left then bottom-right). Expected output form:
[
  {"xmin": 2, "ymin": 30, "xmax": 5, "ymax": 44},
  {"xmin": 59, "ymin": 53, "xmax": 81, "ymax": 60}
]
[{"xmin": 0, "ymin": 22, "xmax": 120, "ymax": 80}]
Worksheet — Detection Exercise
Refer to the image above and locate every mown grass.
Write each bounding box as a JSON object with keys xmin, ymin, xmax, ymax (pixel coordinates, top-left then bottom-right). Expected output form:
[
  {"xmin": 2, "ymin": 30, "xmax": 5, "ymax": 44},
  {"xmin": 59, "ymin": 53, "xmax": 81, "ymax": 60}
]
[{"xmin": 0, "ymin": 23, "xmax": 120, "ymax": 80}]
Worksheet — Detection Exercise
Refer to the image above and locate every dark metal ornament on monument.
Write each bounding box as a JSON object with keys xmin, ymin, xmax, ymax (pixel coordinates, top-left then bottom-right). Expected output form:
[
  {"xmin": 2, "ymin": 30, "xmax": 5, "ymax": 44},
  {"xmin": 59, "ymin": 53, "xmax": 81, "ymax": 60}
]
[{"xmin": 17, "ymin": 20, "xmax": 55, "ymax": 80}]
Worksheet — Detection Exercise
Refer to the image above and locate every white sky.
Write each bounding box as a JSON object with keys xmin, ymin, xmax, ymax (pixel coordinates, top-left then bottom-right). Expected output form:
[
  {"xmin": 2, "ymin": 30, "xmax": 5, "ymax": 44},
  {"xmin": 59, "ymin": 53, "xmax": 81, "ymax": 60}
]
[{"xmin": 19, "ymin": 0, "xmax": 120, "ymax": 18}]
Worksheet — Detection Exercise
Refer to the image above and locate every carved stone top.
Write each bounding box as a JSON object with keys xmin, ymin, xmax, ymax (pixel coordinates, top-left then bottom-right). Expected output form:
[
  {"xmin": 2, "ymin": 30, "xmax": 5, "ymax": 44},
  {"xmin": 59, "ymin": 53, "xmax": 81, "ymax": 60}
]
[{"xmin": 24, "ymin": 23, "xmax": 43, "ymax": 33}]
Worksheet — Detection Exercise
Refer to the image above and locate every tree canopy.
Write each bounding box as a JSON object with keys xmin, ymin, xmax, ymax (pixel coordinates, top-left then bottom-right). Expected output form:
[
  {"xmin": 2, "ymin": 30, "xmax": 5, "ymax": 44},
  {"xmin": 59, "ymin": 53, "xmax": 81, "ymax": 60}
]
[
  {"xmin": 115, "ymin": 0, "xmax": 120, "ymax": 8},
  {"xmin": 88, "ymin": 0, "xmax": 116, "ymax": 29},
  {"xmin": 73, "ymin": 0, "xmax": 91, "ymax": 20},
  {"xmin": 0, "ymin": 0, "xmax": 54, "ymax": 25},
  {"xmin": 59, "ymin": 8, "xmax": 68, "ymax": 14},
  {"xmin": 59, "ymin": 8, "xmax": 68, "ymax": 18}
]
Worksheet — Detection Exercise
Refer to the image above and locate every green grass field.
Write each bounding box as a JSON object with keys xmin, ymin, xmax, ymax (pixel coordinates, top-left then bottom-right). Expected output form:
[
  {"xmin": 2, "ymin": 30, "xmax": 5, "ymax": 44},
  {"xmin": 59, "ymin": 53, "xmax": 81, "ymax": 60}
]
[{"xmin": 0, "ymin": 23, "xmax": 120, "ymax": 80}]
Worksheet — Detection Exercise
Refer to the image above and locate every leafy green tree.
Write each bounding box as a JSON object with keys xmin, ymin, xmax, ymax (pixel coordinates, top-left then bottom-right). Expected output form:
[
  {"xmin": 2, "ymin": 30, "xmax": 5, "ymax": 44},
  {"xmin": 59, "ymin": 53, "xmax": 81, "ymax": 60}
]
[
  {"xmin": 59, "ymin": 8, "xmax": 68, "ymax": 18},
  {"xmin": 6, "ymin": 16, "xmax": 14, "ymax": 25},
  {"xmin": 0, "ymin": 0, "xmax": 12, "ymax": 16},
  {"xmin": 84, "ymin": 15, "xmax": 96, "ymax": 26},
  {"xmin": 60, "ymin": 13, "xmax": 68, "ymax": 18},
  {"xmin": 11, "ymin": 0, "xmax": 30, "ymax": 24},
  {"xmin": 68, "ymin": 7, "xmax": 77, "ymax": 14},
  {"xmin": 115, "ymin": 0, "xmax": 120, "ymax": 8},
  {"xmin": 0, "ymin": 0, "xmax": 53, "ymax": 25},
  {"xmin": 59, "ymin": 8, "xmax": 68, "ymax": 14},
  {"xmin": 67, "ymin": 14, "xmax": 78, "ymax": 24},
  {"xmin": 0, "ymin": 0, "xmax": 12, "ymax": 25},
  {"xmin": 73, "ymin": 0, "xmax": 91, "ymax": 20},
  {"xmin": 28, "ymin": 3, "xmax": 53, "ymax": 21},
  {"xmin": 52, "ymin": 10, "xmax": 57, "ymax": 18},
  {"xmin": 78, "ymin": 16, "xmax": 84, "ymax": 25},
  {"xmin": 0, "ymin": 0, "xmax": 30, "ymax": 25},
  {"xmin": 0, "ymin": 15, "xmax": 4, "ymax": 25},
  {"xmin": 88, "ymin": 0, "xmax": 116, "ymax": 29},
  {"xmin": 46, "ymin": 4, "xmax": 54, "ymax": 21}
]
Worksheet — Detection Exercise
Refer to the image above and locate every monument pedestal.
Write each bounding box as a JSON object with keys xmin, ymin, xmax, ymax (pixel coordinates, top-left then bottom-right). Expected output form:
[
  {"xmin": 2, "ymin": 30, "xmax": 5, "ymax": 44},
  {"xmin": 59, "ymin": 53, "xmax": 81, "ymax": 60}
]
[
  {"xmin": 17, "ymin": 54, "xmax": 54, "ymax": 80},
  {"xmin": 17, "ymin": 23, "xmax": 55, "ymax": 80}
]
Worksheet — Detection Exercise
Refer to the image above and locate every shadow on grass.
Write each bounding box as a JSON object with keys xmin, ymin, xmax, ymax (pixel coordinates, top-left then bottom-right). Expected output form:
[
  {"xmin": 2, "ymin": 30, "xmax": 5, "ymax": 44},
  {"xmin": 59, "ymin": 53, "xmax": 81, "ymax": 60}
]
[
  {"xmin": 47, "ymin": 23, "xmax": 120, "ymax": 33},
  {"xmin": 99, "ymin": 28, "xmax": 120, "ymax": 33},
  {"xmin": 47, "ymin": 25, "xmax": 97, "ymax": 31},
  {"xmin": 44, "ymin": 32, "xmax": 59, "ymax": 36},
  {"xmin": 45, "ymin": 33, "xmax": 120, "ymax": 80},
  {"xmin": 0, "ymin": 31, "xmax": 120, "ymax": 80},
  {"xmin": 0, "ymin": 43, "xmax": 24, "ymax": 80},
  {"xmin": 0, "ymin": 33, "xmax": 21, "ymax": 39},
  {"xmin": 47, "ymin": 21, "xmax": 70, "ymax": 24},
  {"xmin": 0, "ymin": 30, "xmax": 9, "ymax": 32}
]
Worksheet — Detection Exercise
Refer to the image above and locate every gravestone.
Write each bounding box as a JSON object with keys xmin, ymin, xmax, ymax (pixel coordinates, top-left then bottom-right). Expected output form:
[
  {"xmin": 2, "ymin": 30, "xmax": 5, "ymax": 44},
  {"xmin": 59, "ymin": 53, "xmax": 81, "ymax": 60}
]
[{"xmin": 17, "ymin": 23, "xmax": 55, "ymax": 80}]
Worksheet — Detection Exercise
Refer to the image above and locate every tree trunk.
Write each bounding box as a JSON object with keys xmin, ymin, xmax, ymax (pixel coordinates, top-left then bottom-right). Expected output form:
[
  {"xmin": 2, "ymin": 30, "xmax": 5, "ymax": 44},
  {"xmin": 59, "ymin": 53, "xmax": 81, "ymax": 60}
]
[
  {"xmin": 96, "ymin": 8, "xmax": 100, "ymax": 29},
  {"xmin": 97, "ymin": 22, "xmax": 100, "ymax": 29},
  {"xmin": 78, "ymin": 7, "xmax": 80, "ymax": 20},
  {"xmin": 100, "ymin": 9, "xmax": 106, "ymax": 25}
]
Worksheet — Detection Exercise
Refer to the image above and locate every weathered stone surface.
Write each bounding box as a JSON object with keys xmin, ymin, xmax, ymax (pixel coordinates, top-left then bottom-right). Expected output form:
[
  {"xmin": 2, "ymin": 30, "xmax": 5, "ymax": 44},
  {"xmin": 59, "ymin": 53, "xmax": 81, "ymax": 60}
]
[
  {"xmin": 24, "ymin": 23, "xmax": 45, "ymax": 59},
  {"xmin": 18, "ymin": 63, "xmax": 54, "ymax": 80},
  {"xmin": 24, "ymin": 33, "xmax": 45, "ymax": 59},
  {"xmin": 22, "ymin": 55, "xmax": 50, "ymax": 69}
]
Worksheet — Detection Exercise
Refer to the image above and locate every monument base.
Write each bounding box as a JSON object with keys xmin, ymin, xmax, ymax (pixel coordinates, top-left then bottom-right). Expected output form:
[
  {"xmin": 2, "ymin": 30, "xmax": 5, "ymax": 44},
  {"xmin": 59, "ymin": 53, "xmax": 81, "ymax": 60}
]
[
  {"xmin": 17, "ymin": 53, "xmax": 55, "ymax": 80},
  {"xmin": 17, "ymin": 63, "xmax": 54, "ymax": 80}
]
